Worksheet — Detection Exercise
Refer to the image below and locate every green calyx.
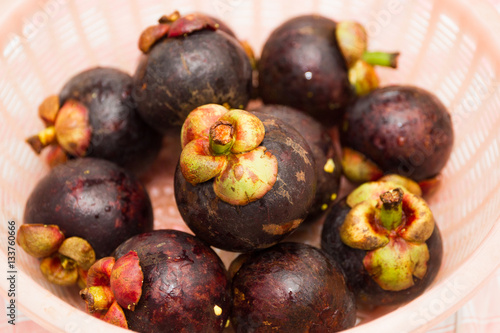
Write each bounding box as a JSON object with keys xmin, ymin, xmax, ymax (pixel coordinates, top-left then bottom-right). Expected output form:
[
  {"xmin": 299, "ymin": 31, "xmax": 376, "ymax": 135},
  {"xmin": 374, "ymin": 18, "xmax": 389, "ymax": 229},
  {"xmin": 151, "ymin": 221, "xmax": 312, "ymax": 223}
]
[
  {"xmin": 340, "ymin": 180, "xmax": 435, "ymax": 291},
  {"xmin": 180, "ymin": 105, "xmax": 278, "ymax": 206},
  {"xmin": 364, "ymin": 237, "xmax": 430, "ymax": 291},
  {"xmin": 341, "ymin": 147, "xmax": 384, "ymax": 184},
  {"xmin": 336, "ymin": 21, "xmax": 399, "ymax": 96}
]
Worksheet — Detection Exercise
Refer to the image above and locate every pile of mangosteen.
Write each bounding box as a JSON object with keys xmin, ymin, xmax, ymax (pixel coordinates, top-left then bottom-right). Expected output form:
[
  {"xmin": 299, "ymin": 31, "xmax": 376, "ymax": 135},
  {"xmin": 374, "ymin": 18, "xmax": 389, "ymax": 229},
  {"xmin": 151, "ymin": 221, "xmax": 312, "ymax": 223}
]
[{"xmin": 19, "ymin": 9, "xmax": 454, "ymax": 333}]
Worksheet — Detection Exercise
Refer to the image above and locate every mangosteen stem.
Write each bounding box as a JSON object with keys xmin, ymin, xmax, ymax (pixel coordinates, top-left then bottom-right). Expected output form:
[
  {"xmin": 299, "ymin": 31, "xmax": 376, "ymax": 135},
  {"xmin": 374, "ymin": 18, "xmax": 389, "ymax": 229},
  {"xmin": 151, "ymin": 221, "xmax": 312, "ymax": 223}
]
[
  {"xmin": 158, "ymin": 11, "xmax": 180, "ymax": 24},
  {"xmin": 26, "ymin": 126, "xmax": 56, "ymax": 154},
  {"xmin": 209, "ymin": 121, "xmax": 235, "ymax": 155},
  {"xmin": 362, "ymin": 51, "xmax": 399, "ymax": 68},
  {"xmin": 379, "ymin": 188, "xmax": 404, "ymax": 230},
  {"xmin": 60, "ymin": 255, "xmax": 77, "ymax": 270}
]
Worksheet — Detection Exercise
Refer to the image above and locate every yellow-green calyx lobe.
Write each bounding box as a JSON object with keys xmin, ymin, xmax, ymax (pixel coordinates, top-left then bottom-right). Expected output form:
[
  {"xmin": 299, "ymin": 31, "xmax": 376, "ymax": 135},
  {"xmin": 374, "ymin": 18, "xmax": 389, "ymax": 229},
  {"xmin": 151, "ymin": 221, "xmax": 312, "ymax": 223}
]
[
  {"xmin": 180, "ymin": 104, "xmax": 278, "ymax": 206},
  {"xmin": 340, "ymin": 180, "xmax": 435, "ymax": 291},
  {"xmin": 341, "ymin": 147, "xmax": 383, "ymax": 184},
  {"xmin": 17, "ymin": 224, "xmax": 95, "ymax": 287},
  {"xmin": 26, "ymin": 98, "xmax": 92, "ymax": 157},
  {"xmin": 364, "ymin": 238, "xmax": 429, "ymax": 291},
  {"xmin": 336, "ymin": 21, "xmax": 399, "ymax": 96}
]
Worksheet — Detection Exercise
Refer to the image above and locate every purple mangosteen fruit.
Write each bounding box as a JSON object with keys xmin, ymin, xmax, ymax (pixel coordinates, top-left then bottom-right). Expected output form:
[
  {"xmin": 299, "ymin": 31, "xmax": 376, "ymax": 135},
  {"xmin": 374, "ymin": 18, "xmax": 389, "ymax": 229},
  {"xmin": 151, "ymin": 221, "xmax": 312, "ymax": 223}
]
[
  {"xmin": 321, "ymin": 179, "xmax": 443, "ymax": 306},
  {"xmin": 258, "ymin": 15, "xmax": 399, "ymax": 125},
  {"xmin": 133, "ymin": 12, "xmax": 253, "ymax": 132},
  {"xmin": 80, "ymin": 229, "xmax": 231, "ymax": 332},
  {"xmin": 174, "ymin": 104, "xmax": 317, "ymax": 252},
  {"xmin": 340, "ymin": 85, "xmax": 454, "ymax": 192},
  {"xmin": 26, "ymin": 67, "xmax": 162, "ymax": 175},
  {"xmin": 251, "ymin": 104, "xmax": 342, "ymax": 221},
  {"xmin": 18, "ymin": 158, "xmax": 154, "ymax": 286},
  {"xmin": 230, "ymin": 242, "xmax": 356, "ymax": 332}
]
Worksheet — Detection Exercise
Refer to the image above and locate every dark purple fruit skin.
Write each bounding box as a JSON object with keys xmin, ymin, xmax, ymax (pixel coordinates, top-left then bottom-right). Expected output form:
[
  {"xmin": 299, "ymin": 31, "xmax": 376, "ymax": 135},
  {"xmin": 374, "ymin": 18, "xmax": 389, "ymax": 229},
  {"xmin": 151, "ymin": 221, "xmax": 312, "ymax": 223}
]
[
  {"xmin": 113, "ymin": 230, "xmax": 231, "ymax": 333},
  {"xmin": 59, "ymin": 67, "xmax": 162, "ymax": 176},
  {"xmin": 231, "ymin": 242, "xmax": 356, "ymax": 332},
  {"xmin": 341, "ymin": 85, "xmax": 454, "ymax": 182},
  {"xmin": 258, "ymin": 15, "xmax": 353, "ymax": 125},
  {"xmin": 252, "ymin": 105, "xmax": 342, "ymax": 222},
  {"xmin": 23, "ymin": 158, "xmax": 154, "ymax": 258},
  {"xmin": 174, "ymin": 114, "xmax": 317, "ymax": 253},
  {"xmin": 320, "ymin": 198, "xmax": 443, "ymax": 307},
  {"xmin": 133, "ymin": 29, "xmax": 252, "ymax": 132},
  {"xmin": 208, "ymin": 16, "xmax": 236, "ymax": 38}
]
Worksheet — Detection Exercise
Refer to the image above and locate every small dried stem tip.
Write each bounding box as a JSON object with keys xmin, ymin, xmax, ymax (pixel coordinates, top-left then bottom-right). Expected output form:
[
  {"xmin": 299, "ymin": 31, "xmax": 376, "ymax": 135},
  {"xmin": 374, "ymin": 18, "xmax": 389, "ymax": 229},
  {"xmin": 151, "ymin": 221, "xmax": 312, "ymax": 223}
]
[
  {"xmin": 209, "ymin": 121, "xmax": 235, "ymax": 155},
  {"xmin": 26, "ymin": 126, "xmax": 57, "ymax": 154},
  {"xmin": 379, "ymin": 188, "xmax": 404, "ymax": 230},
  {"xmin": 158, "ymin": 11, "xmax": 180, "ymax": 24}
]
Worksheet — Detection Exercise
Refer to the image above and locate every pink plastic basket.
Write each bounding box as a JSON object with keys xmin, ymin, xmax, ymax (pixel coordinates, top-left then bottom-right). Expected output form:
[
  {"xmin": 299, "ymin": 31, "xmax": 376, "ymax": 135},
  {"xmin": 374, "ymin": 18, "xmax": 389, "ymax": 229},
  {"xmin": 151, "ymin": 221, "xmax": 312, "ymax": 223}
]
[{"xmin": 1, "ymin": 0, "xmax": 499, "ymax": 332}]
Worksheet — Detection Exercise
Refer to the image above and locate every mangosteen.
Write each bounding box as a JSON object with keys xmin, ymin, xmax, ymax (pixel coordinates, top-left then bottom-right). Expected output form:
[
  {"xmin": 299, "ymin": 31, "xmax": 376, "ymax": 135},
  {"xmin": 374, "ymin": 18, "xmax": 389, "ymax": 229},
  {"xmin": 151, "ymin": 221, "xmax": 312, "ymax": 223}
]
[
  {"xmin": 174, "ymin": 104, "xmax": 317, "ymax": 252},
  {"xmin": 251, "ymin": 104, "xmax": 342, "ymax": 221},
  {"xmin": 340, "ymin": 85, "xmax": 454, "ymax": 190},
  {"xmin": 18, "ymin": 158, "xmax": 154, "ymax": 286},
  {"xmin": 26, "ymin": 67, "xmax": 162, "ymax": 175},
  {"xmin": 80, "ymin": 229, "xmax": 231, "ymax": 332},
  {"xmin": 321, "ymin": 179, "xmax": 443, "ymax": 307},
  {"xmin": 258, "ymin": 15, "xmax": 399, "ymax": 125},
  {"xmin": 230, "ymin": 242, "xmax": 356, "ymax": 332},
  {"xmin": 133, "ymin": 11, "xmax": 253, "ymax": 132}
]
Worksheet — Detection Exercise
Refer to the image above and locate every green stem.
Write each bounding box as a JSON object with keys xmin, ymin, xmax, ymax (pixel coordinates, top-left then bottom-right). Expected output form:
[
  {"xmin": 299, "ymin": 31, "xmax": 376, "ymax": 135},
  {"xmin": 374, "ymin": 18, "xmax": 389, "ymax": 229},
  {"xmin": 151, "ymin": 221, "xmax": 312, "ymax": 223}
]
[
  {"xmin": 209, "ymin": 121, "xmax": 235, "ymax": 155},
  {"xmin": 379, "ymin": 188, "xmax": 404, "ymax": 230},
  {"xmin": 362, "ymin": 51, "xmax": 400, "ymax": 68}
]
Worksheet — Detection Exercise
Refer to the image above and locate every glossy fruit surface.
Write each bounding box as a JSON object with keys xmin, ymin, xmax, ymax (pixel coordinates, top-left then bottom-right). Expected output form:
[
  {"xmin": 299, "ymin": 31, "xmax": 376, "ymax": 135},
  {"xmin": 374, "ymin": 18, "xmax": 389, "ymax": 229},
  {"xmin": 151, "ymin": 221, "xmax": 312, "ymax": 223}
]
[
  {"xmin": 258, "ymin": 15, "xmax": 353, "ymax": 125},
  {"xmin": 340, "ymin": 85, "xmax": 454, "ymax": 183},
  {"xmin": 27, "ymin": 67, "xmax": 162, "ymax": 175},
  {"xmin": 133, "ymin": 13, "xmax": 252, "ymax": 132},
  {"xmin": 23, "ymin": 158, "xmax": 154, "ymax": 259},
  {"xmin": 231, "ymin": 242, "xmax": 356, "ymax": 332},
  {"xmin": 112, "ymin": 230, "xmax": 231, "ymax": 332}
]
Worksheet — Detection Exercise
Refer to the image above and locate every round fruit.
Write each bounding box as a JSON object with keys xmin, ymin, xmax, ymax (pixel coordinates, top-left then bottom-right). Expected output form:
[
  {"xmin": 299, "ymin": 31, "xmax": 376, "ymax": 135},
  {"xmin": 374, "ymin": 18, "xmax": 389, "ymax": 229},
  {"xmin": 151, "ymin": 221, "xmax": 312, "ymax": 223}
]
[
  {"xmin": 22, "ymin": 158, "xmax": 153, "ymax": 260},
  {"xmin": 321, "ymin": 180, "xmax": 443, "ymax": 306},
  {"xmin": 174, "ymin": 104, "xmax": 317, "ymax": 252},
  {"xmin": 26, "ymin": 67, "xmax": 162, "ymax": 175},
  {"xmin": 230, "ymin": 242, "xmax": 356, "ymax": 332},
  {"xmin": 258, "ymin": 15, "xmax": 398, "ymax": 125},
  {"xmin": 133, "ymin": 12, "xmax": 252, "ymax": 132},
  {"xmin": 80, "ymin": 230, "xmax": 231, "ymax": 332},
  {"xmin": 340, "ymin": 85, "xmax": 454, "ymax": 184}
]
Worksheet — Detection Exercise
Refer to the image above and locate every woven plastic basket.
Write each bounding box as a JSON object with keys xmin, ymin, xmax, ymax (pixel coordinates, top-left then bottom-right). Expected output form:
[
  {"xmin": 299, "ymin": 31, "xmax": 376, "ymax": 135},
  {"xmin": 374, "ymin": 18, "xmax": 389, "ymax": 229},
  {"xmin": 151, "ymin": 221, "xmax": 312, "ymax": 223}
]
[{"xmin": 1, "ymin": 0, "xmax": 499, "ymax": 332}]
